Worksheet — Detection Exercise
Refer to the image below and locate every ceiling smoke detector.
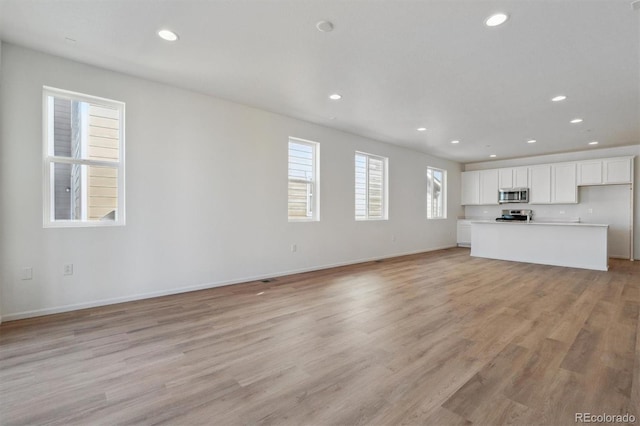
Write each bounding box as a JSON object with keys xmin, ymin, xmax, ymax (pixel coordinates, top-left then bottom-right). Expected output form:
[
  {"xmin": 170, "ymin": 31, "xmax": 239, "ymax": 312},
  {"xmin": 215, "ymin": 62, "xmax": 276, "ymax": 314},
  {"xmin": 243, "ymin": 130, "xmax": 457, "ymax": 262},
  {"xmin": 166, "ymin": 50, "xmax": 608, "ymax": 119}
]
[
  {"xmin": 632, "ymin": 0, "xmax": 640, "ymax": 10},
  {"xmin": 316, "ymin": 21, "xmax": 334, "ymax": 32}
]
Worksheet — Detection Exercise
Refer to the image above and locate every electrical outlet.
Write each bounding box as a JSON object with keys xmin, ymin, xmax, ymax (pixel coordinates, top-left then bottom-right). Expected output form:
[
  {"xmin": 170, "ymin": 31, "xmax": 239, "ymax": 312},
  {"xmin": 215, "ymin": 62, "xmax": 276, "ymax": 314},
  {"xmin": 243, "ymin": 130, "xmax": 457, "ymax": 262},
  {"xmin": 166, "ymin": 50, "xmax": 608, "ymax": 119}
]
[
  {"xmin": 21, "ymin": 267, "xmax": 33, "ymax": 280},
  {"xmin": 588, "ymin": 208, "xmax": 593, "ymax": 214},
  {"xmin": 291, "ymin": 244, "xmax": 297, "ymax": 253},
  {"xmin": 392, "ymin": 235, "xmax": 397, "ymax": 243},
  {"xmin": 63, "ymin": 264, "xmax": 73, "ymax": 276}
]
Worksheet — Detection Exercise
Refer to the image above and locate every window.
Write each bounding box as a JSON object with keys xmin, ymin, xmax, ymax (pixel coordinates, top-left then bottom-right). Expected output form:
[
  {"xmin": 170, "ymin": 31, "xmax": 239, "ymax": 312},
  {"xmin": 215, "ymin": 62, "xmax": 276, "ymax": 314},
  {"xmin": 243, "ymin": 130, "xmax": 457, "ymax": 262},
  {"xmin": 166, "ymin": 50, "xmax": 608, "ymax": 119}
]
[
  {"xmin": 355, "ymin": 152, "xmax": 388, "ymax": 220},
  {"xmin": 288, "ymin": 138, "xmax": 319, "ymax": 221},
  {"xmin": 43, "ymin": 87, "xmax": 125, "ymax": 227},
  {"xmin": 427, "ymin": 167, "xmax": 447, "ymax": 219}
]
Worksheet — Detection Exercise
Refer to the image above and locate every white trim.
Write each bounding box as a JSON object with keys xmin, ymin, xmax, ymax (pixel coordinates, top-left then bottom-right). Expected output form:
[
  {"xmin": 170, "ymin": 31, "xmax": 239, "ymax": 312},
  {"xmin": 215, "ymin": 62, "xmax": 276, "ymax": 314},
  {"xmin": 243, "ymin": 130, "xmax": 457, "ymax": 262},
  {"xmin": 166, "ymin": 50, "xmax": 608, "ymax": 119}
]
[
  {"xmin": 629, "ymin": 159, "xmax": 634, "ymax": 261},
  {"xmin": 80, "ymin": 105, "xmax": 89, "ymax": 221},
  {"xmin": 47, "ymin": 156, "xmax": 119, "ymax": 167},
  {"xmin": 43, "ymin": 94, "xmax": 53, "ymax": 225},
  {"xmin": 43, "ymin": 219, "xmax": 126, "ymax": 228},
  {"xmin": 1, "ymin": 245, "xmax": 457, "ymax": 322},
  {"xmin": 43, "ymin": 86, "xmax": 126, "ymax": 109}
]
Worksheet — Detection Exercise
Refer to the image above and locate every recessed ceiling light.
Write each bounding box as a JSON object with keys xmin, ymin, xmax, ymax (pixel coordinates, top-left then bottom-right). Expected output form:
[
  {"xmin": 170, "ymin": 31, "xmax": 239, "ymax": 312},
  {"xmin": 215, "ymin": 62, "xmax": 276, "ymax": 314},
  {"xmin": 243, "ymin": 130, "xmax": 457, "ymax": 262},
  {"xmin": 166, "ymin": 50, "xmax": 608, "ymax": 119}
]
[
  {"xmin": 158, "ymin": 29, "xmax": 179, "ymax": 41},
  {"xmin": 485, "ymin": 13, "xmax": 509, "ymax": 27},
  {"xmin": 527, "ymin": 139, "xmax": 536, "ymax": 144},
  {"xmin": 451, "ymin": 140, "xmax": 460, "ymax": 144},
  {"xmin": 329, "ymin": 93, "xmax": 342, "ymax": 100},
  {"xmin": 316, "ymin": 20, "xmax": 334, "ymax": 32},
  {"xmin": 588, "ymin": 141, "xmax": 599, "ymax": 145},
  {"xmin": 490, "ymin": 154, "xmax": 497, "ymax": 158},
  {"xmin": 570, "ymin": 118, "xmax": 583, "ymax": 124},
  {"xmin": 551, "ymin": 95, "xmax": 567, "ymax": 102},
  {"xmin": 417, "ymin": 127, "xmax": 427, "ymax": 132}
]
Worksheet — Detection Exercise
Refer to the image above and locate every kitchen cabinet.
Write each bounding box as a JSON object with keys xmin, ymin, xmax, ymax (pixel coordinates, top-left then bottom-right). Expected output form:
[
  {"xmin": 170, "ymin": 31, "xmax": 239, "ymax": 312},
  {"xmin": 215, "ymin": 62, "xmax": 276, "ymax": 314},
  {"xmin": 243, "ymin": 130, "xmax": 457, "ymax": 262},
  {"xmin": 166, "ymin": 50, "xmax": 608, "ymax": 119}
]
[
  {"xmin": 577, "ymin": 160, "xmax": 602, "ymax": 185},
  {"xmin": 576, "ymin": 157, "xmax": 633, "ymax": 185},
  {"xmin": 463, "ymin": 156, "xmax": 633, "ymax": 206},
  {"xmin": 529, "ymin": 164, "xmax": 551, "ymax": 204},
  {"xmin": 530, "ymin": 163, "xmax": 576, "ymax": 204},
  {"xmin": 514, "ymin": 167, "xmax": 529, "ymax": 188},
  {"xmin": 498, "ymin": 168, "xmax": 512, "ymax": 189},
  {"xmin": 463, "ymin": 169, "xmax": 513, "ymax": 205},
  {"xmin": 498, "ymin": 167, "xmax": 528, "ymax": 189},
  {"xmin": 461, "ymin": 171, "xmax": 479, "ymax": 205},
  {"xmin": 479, "ymin": 169, "xmax": 499, "ymax": 205},
  {"xmin": 471, "ymin": 221, "xmax": 608, "ymax": 271},
  {"xmin": 457, "ymin": 220, "xmax": 472, "ymax": 246},
  {"xmin": 604, "ymin": 157, "xmax": 633, "ymax": 184},
  {"xmin": 551, "ymin": 163, "xmax": 577, "ymax": 203}
]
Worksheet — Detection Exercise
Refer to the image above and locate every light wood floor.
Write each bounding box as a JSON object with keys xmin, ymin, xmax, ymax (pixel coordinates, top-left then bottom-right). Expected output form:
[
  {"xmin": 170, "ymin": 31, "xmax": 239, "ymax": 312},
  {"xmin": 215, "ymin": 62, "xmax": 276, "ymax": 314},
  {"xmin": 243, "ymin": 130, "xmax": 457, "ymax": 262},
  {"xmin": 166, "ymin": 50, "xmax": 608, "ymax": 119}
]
[{"xmin": 1, "ymin": 248, "xmax": 638, "ymax": 425}]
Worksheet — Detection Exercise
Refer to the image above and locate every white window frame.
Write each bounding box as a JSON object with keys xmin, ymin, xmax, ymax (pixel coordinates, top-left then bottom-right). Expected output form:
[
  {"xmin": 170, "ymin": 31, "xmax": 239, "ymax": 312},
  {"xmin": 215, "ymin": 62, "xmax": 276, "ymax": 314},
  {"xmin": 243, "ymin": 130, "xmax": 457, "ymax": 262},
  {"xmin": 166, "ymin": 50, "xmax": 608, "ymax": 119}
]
[
  {"xmin": 287, "ymin": 137, "xmax": 320, "ymax": 222},
  {"xmin": 355, "ymin": 151, "xmax": 389, "ymax": 221},
  {"xmin": 43, "ymin": 86, "xmax": 126, "ymax": 228},
  {"xmin": 427, "ymin": 166, "xmax": 447, "ymax": 219}
]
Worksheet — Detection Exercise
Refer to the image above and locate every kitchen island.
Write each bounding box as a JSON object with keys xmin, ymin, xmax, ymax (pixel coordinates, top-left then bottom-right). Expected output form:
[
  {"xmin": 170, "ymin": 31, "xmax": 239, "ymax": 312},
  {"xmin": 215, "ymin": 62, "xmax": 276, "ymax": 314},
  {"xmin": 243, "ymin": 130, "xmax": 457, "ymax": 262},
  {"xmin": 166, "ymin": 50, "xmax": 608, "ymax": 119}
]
[{"xmin": 470, "ymin": 221, "xmax": 609, "ymax": 271}]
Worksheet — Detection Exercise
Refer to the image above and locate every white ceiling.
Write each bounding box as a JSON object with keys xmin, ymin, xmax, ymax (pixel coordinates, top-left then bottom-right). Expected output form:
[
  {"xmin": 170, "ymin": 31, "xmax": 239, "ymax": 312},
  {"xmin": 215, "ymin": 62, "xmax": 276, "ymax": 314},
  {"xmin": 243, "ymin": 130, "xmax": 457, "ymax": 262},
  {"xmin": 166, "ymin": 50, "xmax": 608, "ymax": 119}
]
[{"xmin": 0, "ymin": 0, "xmax": 638, "ymax": 163}]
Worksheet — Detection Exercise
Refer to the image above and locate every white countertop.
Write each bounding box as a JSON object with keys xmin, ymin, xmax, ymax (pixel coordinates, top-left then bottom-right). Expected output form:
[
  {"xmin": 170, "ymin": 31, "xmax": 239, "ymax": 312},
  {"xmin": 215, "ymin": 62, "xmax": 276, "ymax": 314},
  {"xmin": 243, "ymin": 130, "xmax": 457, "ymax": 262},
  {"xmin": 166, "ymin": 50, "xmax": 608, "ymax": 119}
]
[{"xmin": 471, "ymin": 221, "xmax": 608, "ymax": 228}]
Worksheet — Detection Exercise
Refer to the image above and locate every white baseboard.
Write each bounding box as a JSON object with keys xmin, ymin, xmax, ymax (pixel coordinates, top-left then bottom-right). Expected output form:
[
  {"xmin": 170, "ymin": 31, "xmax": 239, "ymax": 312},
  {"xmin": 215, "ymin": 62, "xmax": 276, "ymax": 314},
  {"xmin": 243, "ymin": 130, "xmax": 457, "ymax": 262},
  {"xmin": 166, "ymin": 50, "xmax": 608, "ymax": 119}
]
[{"xmin": 2, "ymin": 245, "xmax": 457, "ymax": 322}]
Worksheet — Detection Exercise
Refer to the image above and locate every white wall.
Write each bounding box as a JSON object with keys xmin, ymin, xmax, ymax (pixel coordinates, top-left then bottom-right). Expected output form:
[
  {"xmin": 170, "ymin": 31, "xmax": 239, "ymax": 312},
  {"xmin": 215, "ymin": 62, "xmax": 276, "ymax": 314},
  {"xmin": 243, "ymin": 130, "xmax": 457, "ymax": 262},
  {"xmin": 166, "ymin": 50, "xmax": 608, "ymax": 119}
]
[
  {"xmin": 464, "ymin": 145, "xmax": 640, "ymax": 259},
  {"xmin": 0, "ymin": 43, "xmax": 462, "ymax": 321},
  {"xmin": 0, "ymin": 40, "xmax": 3, "ymax": 323}
]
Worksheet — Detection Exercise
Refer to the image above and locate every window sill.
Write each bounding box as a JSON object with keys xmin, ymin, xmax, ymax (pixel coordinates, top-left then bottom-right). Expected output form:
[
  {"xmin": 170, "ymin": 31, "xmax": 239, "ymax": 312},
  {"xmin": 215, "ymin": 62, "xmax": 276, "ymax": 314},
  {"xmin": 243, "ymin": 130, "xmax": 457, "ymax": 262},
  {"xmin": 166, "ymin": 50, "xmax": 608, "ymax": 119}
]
[{"xmin": 44, "ymin": 220, "xmax": 125, "ymax": 228}]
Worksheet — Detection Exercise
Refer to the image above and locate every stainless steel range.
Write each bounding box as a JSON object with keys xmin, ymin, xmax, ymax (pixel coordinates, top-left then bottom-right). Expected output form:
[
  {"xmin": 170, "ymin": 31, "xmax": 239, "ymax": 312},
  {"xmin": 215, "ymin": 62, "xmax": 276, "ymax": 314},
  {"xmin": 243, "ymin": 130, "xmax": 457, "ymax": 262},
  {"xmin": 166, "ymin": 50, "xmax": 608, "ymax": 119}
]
[{"xmin": 496, "ymin": 209, "xmax": 533, "ymax": 222}]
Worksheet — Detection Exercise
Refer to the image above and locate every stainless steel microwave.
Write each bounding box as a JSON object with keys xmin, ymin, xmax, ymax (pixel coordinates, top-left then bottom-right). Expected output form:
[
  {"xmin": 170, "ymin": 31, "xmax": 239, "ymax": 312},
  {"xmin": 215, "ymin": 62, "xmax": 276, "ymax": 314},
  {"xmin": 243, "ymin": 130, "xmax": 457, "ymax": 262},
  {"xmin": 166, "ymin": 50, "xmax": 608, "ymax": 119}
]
[{"xmin": 498, "ymin": 188, "xmax": 529, "ymax": 204}]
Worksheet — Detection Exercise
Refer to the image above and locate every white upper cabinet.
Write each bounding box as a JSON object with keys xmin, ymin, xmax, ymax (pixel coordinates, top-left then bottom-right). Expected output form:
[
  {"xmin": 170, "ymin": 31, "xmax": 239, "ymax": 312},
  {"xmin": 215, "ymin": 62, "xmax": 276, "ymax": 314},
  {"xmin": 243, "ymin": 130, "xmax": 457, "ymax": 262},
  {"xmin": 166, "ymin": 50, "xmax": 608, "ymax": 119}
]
[
  {"xmin": 529, "ymin": 164, "xmax": 551, "ymax": 204},
  {"xmin": 514, "ymin": 167, "xmax": 529, "ymax": 188},
  {"xmin": 551, "ymin": 163, "xmax": 577, "ymax": 204},
  {"xmin": 461, "ymin": 171, "xmax": 480, "ymax": 205},
  {"xmin": 498, "ymin": 167, "xmax": 529, "ymax": 189},
  {"xmin": 603, "ymin": 157, "xmax": 633, "ymax": 184},
  {"xmin": 577, "ymin": 160, "xmax": 603, "ymax": 185},
  {"xmin": 479, "ymin": 169, "xmax": 499, "ymax": 205},
  {"xmin": 463, "ymin": 156, "xmax": 633, "ymax": 206},
  {"xmin": 577, "ymin": 157, "xmax": 633, "ymax": 185},
  {"xmin": 461, "ymin": 170, "xmax": 498, "ymax": 205},
  {"xmin": 527, "ymin": 163, "xmax": 576, "ymax": 204},
  {"xmin": 498, "ymin": 168, "xmax": 513, "ymax": 189}
]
